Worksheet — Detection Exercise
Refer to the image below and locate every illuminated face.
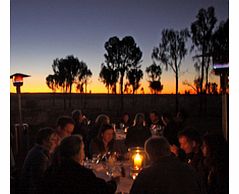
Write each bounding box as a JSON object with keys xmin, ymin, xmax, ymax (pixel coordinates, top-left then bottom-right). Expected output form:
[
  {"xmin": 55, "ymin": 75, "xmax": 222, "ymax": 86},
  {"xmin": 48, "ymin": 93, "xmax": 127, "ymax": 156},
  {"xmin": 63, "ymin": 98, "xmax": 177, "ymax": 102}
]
[
  {"xmin": 123, "ymin": 114, "xmax": 129, "ymax": 123},
  {"xmin": 149, "ymin": 113, "xmax": 158, "ymax": 123},
  {"xmin": 44, "ymin": 133, "xmax": 58, "ymax": 153},
  {"xmin": 102, "ymin": 128, "xmax": 114, "ymax": 144},
  {"xmin": 62, "ymin": 123, "xmax": 74, "ymax": 138},
  {"xmin": 179, "ymin": 136, "xmax": 194, "ymax": 154},
  {"xmin": 201, "ymin": 141, "xmax": 208, "ymax": 157}
]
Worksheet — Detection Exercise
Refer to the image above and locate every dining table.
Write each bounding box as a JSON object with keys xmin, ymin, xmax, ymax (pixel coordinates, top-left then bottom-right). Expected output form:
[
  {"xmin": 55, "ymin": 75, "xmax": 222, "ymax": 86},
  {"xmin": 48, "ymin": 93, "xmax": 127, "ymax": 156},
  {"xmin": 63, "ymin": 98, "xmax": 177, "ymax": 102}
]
[{"xmin": 85, "ymin": 159, "xmax": 134, "ymax": 194}]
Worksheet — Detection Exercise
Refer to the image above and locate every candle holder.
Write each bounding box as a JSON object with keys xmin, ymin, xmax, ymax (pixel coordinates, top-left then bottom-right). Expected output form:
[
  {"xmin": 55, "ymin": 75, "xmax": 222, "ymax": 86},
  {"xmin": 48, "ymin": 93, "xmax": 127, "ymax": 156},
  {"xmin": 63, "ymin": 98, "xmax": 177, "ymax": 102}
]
[{"xmin": 128, "ymin": 147, "xmax": 145, "ymax": 179}]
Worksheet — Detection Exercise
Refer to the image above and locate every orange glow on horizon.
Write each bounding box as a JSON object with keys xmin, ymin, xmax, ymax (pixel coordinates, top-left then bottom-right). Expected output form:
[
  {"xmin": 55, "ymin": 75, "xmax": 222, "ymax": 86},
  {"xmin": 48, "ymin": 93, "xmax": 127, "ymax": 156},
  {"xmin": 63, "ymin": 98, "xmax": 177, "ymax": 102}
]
[
  {"xmin": 10, "ymin": 80, "xmax": 196, "ymax": 94},
  {"xmin": 10, "ymin": 74, "xmax": 219, "ymax": 94}
]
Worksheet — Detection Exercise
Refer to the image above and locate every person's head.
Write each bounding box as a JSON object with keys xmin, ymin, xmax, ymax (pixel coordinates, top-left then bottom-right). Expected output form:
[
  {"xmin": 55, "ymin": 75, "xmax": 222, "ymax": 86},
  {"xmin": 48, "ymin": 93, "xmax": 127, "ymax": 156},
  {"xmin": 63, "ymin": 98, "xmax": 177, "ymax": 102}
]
[
  {"xmin": 202, "ymin": 134, "xmax": 228, "ymax": 160},
  {"xmin": 56, "ymin": 116, "xmax": 75, "ymax": 138},
  {"xmin": 59, "ymin": 135, "xmax": 85, "ymax": 164},
  {"xmin": 149, "ymin": 111, "xmax": 159, "ymax": 123},
  {"xmin": 161, "ymin": 112, "xmax": 172, "ymax": 125},
  {"xmin": 36, "ymin": 127, "xmax": 58, "ymax": 153},
  {"xmin": 95, "ymin": 114, "xmax": 110, "ymax": 128},
  {"xmin": 178, "ymin": 128, "xmax": 202, "ymax": 154},
  {"xmin": 71, "ymin": 109, "xmax": 83, "ymax": 123},
  {"xmin": 133, "ymin": 113, "xmax": 145, "ymax": 126},
  {"xmin": 145, "ymin": 137, "xmax": 171, "ymax": 162},
  {"xmin": 98, "ymin": 124, "xmax": 114, "ymax": 144},
  {"xmin": 122, "ymin": 113, "xmax": 130, "ymax": 124}
]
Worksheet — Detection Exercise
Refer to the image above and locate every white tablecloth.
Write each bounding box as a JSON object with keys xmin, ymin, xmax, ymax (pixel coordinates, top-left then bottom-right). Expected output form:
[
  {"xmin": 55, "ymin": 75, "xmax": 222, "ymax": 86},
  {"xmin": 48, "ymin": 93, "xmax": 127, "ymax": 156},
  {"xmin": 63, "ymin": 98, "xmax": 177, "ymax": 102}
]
[{"xmin": 92, "ymin": 161, "xmax": 133, "ymax": 194}]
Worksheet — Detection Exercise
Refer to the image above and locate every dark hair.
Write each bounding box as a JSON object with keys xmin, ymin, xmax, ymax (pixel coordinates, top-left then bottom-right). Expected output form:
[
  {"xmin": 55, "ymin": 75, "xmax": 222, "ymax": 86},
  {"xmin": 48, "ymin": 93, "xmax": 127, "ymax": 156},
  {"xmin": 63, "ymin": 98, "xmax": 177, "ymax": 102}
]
[
  {"xmin": 56, "ymin": 116, "xmax": 75, "ymax": 130},
  {"xmin": 203, "ymin": 134, "xmax": 228, "ymax": 167},
  {"xmin": 133, "ymin": 113, "xmax": 145, "ymax": 126},
  {"xmin": 36, "ymin": 127, "xmax": 55, "ymax": 145},
  {"xmin": 71, "ymin": 110, "xmax": 82, "ymax": 121},
  {"xmin": 95, "ymin": 114, "xmax": 110, "ymax": 128},
  {"xmin": 145, "ymin": 137, "xmax": 171, "ymax": 161},
  {"xmin": 150, "ymin": 111, "xmax": 159, "ymax": 117},
  {"xmin": 178, "ymin": 128, "xmax": 202, "ymax": 146},
  {"xmin": 162, "ymin": 112, "xmax": 172, "ymax": 120},
  {"xmin": 98, "ymin": 124, "xmax": 114, "ymax": 139},
  {"xmin": 59, "ymin": 135, "xmax": 83, "ymax": 159}
]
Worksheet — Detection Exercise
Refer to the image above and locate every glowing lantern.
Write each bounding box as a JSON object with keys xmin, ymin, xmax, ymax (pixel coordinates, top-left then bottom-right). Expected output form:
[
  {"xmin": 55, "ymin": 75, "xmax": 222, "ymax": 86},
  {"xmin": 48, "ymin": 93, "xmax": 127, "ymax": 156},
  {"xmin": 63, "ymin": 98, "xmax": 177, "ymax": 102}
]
[{"xmin": 129, "ymin": 147, "xmax": 145, "ymax": 179}]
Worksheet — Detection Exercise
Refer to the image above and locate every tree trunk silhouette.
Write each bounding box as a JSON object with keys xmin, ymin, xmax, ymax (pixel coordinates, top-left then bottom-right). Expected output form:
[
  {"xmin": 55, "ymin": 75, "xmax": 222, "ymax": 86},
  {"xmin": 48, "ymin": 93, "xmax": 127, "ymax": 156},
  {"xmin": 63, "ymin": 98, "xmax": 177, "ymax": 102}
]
[
  {"xmin": 120, "ymin": 72, "xmax": 124, "ymax": 111},
  {"xmin": 69, "ymin": 84, "xmax": 72, "ymax": 108},
  {"xmin": 120, "ymin": 73, "xmax": 124, "ymax": 95},
  {"xmin": 85, "ymin": 81, "xmax": 87, "ymax": 93},
  {"xmin": 199, "ymin": 46, "xmax": 205, "ymax": 116},
  {"xmin": 175, "ymin": 66, "xmax": 179, "ymax": 114},
  {"xmin": 107, "ymin": 85, "xmax": 109, "ymax": 110}
]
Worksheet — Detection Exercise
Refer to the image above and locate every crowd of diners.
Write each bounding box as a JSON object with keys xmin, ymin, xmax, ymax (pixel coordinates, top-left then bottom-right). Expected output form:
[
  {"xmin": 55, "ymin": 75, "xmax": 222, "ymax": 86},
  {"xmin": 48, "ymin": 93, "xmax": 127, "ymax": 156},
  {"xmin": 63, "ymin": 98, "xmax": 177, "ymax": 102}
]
[{"xmin": 17, "ymin": 110, "xmax": 228, "ymax": 194}]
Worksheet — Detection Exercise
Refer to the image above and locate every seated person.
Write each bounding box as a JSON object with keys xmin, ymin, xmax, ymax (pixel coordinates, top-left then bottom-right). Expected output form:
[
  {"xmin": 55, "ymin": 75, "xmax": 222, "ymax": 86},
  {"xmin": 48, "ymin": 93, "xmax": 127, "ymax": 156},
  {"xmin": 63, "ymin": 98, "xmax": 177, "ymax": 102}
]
[
  {"xmin": 52, "ymin": 116, "xmax": 75, "ymax": 165},
  {"xmin": 125, "ymin": 113, "xmax": 151, "ymax": 148},
  {"xmin": 162, "ymin": 112, "xmax": 179, "ymax": 146},
  {"xmin": 86, "ymin": 114, "xmax": 111, "ymax": 156},
  {"xmin": 149, "ymin": 111, "xmax": 164, "ymax": 136},
  {"xmin": 177, "ymin": 128, "xmax": 204, "ymax": 170},
  {"xmin": 20, "ymin": 127, "xmax": 58, "ymax": 194},
  {"xmin": 71, "ymin": 109, "xmax": 89, "ymax": 140},
  {"xmin": 89, "ymin": 124, "xmax": 124, "ymax": 159},
  {"xmin": 176, "ymin": 128, "xmax": 207, "ymax": 192},
  {"xmin": 40, "ymin": 135, "xmax": 116, "ymax": 194},
  {"xmin": 118, "ymin": 112, "xmax": 132, "ymax": 130},
  {"xmin": 130, "ymin": 137, "xmax": 204, "ymax": 194},
  {"xmin": 55, "ymin": 116, "xmax": 75, "ymax": 145},
  {"xmin": 202, "ymin": 134, "xmax": 229, "ymax": 194}
]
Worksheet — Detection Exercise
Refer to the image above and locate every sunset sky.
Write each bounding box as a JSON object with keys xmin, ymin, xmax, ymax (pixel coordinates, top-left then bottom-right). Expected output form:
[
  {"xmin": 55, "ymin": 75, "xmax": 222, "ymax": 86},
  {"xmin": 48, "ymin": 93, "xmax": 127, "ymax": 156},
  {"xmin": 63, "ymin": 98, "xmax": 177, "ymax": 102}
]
[{"xmin": 10, "ymin": 0, "xmax": 228, "ymax": 94}]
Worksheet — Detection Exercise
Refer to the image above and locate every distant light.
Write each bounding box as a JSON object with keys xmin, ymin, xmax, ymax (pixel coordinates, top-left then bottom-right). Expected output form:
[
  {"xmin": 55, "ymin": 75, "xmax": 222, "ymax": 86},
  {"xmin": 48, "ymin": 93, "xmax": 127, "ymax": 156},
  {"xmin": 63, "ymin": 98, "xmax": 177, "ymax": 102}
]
[
  {"xmin": 213, "ymin": 64, "xmax": 229, "ymax": 69},
  {"xmin": 10, "ymin": 73, "xmax": 30, "ymax": 87}
]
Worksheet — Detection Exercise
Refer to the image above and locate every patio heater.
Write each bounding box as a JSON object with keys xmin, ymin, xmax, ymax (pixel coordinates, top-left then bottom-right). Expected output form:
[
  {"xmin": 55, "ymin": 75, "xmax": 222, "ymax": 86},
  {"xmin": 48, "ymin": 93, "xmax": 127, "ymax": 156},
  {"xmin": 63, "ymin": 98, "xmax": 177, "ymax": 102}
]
[{"xmin": 10, "ymin": 73, "xmax": 30, "ymax": 154}]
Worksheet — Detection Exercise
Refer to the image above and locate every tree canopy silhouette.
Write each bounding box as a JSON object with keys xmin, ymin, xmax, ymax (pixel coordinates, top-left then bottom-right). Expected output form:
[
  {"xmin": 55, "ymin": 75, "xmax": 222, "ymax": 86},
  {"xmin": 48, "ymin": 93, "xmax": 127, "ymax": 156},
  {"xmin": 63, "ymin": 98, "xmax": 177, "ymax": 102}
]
[
  {"xmin": 152, "ymin": 28, "xmax": 189, "ymax": 112},
  {"xmin": 145, "ymin": 62, "xmax": 163, "ymax": 94},
  {"xmin": 104, "ymin": 36, "xmax": 143, "ymax": 95},
  {"xmin": 99, "ymin": 63, "xmax": 118, "ymax": 94},
  {"xmin": 213, "ymin": 19, "xmax": 229, "ymax": 64},
  {"xmin": 191, "ymin": 6, "xmax": 217, "ymax": 94},
  {"xmin": 48, "ymin": 55, "xmax": 92, "ymax": 108},
  {"xmin": 127, "ymin": 66, "xmax": 143, "ymax": 94},
  {"xmin": 46, "ymin": 74, "xmax": 58, "ymax": 92}
]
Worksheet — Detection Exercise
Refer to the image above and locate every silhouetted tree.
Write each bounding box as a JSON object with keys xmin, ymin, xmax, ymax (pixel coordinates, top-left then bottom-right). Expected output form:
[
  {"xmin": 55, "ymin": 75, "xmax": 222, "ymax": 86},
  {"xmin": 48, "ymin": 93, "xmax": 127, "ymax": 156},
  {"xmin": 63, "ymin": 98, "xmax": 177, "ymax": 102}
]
[
  {"xmin": 191, "ymin": 6, "xmax": 217, "ymax": 94},
  {"xmin": 146, "ymin": 63, "xmax": 163, "ymax": 94},
  {"xmin": 127, "ymin": 67, "xmax": 143, "ymax": 94},
  {"xmin": 46, "ymin": 74, "xmax": 58, "ymax": 106},
  {"xmin": 211, "ymin": 82, "xmax": 218, "ymax": 94},
  {"xmin": 51, "ymin": 55, "xmax": 92, "ymax": 108},
  {"xmin": 212, "ymin": 19, "xmax": 229, "ymax": 64},
  {"xmin": 76, "ymin": 62, "xmax": 92, "ymax": 93},
  {"xmin": 182, "ymin": 77, "xmax": 201, "ymax": 94},
  {"xmin": 152, "ymin": 28, "xmax": 189, "ymax": 112},
  {"xmin": 99, "ymin": 63, "xmax": 118, "ymax": 94},
  {"xmin": 104, "ymin": 36, "xmax": 143, "ymax": 94},
  {"xmin": 46, "ymin": 74, "xmax": 57, "ymax": 92}
]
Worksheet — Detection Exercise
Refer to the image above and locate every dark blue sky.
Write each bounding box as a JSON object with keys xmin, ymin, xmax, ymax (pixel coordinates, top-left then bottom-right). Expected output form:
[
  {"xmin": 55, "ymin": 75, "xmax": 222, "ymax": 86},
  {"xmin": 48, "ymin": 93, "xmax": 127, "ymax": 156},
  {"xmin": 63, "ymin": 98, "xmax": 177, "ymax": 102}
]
[{"xmin": 10, "ymin": 0, "xmax": 228, "ymax": 93}]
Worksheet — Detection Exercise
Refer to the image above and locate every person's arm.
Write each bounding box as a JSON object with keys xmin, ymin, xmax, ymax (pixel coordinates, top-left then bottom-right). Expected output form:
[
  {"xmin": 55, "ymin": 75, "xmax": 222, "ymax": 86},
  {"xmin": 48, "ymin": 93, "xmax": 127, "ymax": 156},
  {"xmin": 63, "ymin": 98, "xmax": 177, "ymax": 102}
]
[{"xmin": 30, "ymin": 152, "xmax": 50, "ymax": 188}]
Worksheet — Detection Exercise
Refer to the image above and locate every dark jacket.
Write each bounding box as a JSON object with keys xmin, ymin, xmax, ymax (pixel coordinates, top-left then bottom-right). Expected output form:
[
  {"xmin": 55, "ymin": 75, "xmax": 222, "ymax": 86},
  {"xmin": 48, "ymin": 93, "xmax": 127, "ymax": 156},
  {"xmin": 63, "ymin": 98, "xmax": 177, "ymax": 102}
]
[
  {"xmin": 163, "ymin": 120, "xmax": 179, "ymax": 146},
  {"xmin": 130, "ymin": 155, "xmax": 205, "ymax": 194},
  {"xmin": 125, "ymin": 125, "xmax": 151, "ymax": 148},
  {"xmin": 39, "ymin": 159, "xmax": 116, "ymax": 194},
  {"xmin": 20, "ymin": 144, "xmax": 51, "ymax": 194},
  {"xmin": 185, "ymin": 151, "xmax": 207, "ymax": 193}
]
